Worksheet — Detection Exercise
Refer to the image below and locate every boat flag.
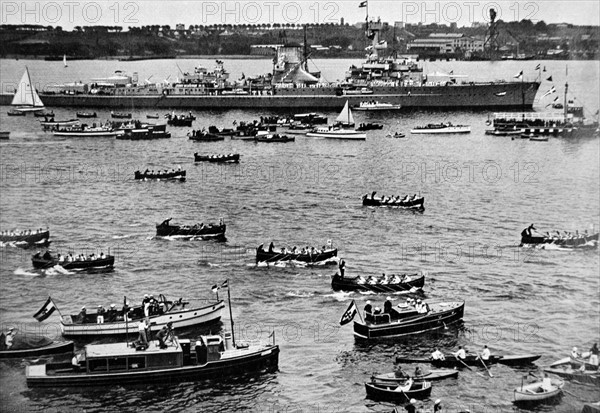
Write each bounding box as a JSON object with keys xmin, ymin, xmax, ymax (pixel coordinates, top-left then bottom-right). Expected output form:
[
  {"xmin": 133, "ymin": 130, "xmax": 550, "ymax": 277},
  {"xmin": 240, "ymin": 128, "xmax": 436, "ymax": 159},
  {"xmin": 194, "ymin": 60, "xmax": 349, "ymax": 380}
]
[
  {"xmin": 339, "ymin": 300, "xmax": 358, "ymax": 325},
  {"xmin": 359, "ymin": 0, "xmax": 367, "ymax": 7},
  {"xmin": 33, "ymin": 297, "xmax": 57, "ymax": 322},
  {"xmin": 535, "ymin": 64, "xmax": 540, "ymax": 70},
  {"xmin": 211, "ymin": 284, "xmax": 219, "ymax": 292},
  {"xmin": 514, "ymin": 70, "xmax": 523, "ymax": 80},
  {"xmin": 541, "ymin": 86, "xmax": 556, "ymax": 98},
  {"xmin": 546, "ymin": 76, "xmax": 553, "ymax": 82}
]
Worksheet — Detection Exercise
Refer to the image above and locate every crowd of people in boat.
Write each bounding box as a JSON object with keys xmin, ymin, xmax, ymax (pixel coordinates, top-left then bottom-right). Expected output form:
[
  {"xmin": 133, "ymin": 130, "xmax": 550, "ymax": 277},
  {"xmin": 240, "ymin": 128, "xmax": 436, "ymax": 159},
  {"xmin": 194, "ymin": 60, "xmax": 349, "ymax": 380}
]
[
  {"xmin": 571, "ymin": 344, "xmax": 600, "ymax": 369},
  {"xmin": 365, "ymin": 192, "xmax": 422, "ymax": 203},
  {"xmin": 364, "ymin": 296, "xmax": 430, "ymax": 319},
  {"xmin": 428, "ymin": 345, "xmax": 492, "ymax": 361},
  {"xmin": 257, "ymin": 242, "xmax": 332, "ymax": 256},
  {"xmin": 34, "ymin": 250, "xmax": 108, "ymax": 262},
  {"xmin": 53, "ymin": 122, "xmax": 113, "ymax": 132},
  {"xmin": 1, "ymin": 228, "xmax": 46, "ymax": 236},
  {"xmin": 521, "ymin": 224, "xmax": 595, "ymax": 240},
  {"xmin": 137, "ymin": 166, "xmax": 184, "ymax": 178},
  {"xmin": 355, "ymin": 273, "xmax": 414, "ymax": 285}
]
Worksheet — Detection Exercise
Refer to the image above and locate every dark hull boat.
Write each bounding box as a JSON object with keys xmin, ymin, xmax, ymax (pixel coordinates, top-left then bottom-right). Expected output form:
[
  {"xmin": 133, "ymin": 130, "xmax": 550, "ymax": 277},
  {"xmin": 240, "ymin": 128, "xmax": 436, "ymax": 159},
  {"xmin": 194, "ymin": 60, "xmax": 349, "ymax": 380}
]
[
  {"xmin": 7, "ymin": 110, "xmax": 26, "ymax": 116},
  {"xmin": 0, "ymin": 230, "xmax": 50, "ymax": 244},
  {"xmin": 189, "ymin": 133, "xmax": 225, "ymax": 141},
  {"xmin": 156, "ymin": 219, "xmax": 226, "ymax": 239},
  {"xmin": 372, "ymin": 369, "xmax": 458, "ymax": 383},
  {"xmin": 32, "ymin": 255, "xmax": 115, "ymax": 270},
  {"xmin": 26, "ymin": 336, "xmax": 279, "ymax": 388},
  {"xmin": 353, "ymin": 301, "xmax": 465, "ymax": 340},
  {"xmin": 521, "ymin": 233, "xmax": 599, "ymax": 247},
  {"xmin": 34, "ymin": 111, "xmax": 55, "ymax": 117},
  {"xmin": 395, "ymin": 354, "xmax": 541, "ymax": 367},
  {"xmin": 168, "ymin": 117, "xmax": 194, "ymax": 127},
  {"xmin": 256, "ymin": 248, "xmax": 337, "ymax": 264},
  {"xmin": 357, "ymin": 123, "xmax": 384, "ymax": 131},
  {"xmin": 254, "ymin": 134, "xmax": 295, "ymax": 143},
  {"xmin": 194, "ymin": 153, "xmax": 240, "ymax": 163},
  {"xmin": 331, "ymin": 273, "xmax": 424, "ymax": 292},
  {"xmin": 76, "ymin": 112, "xmax": 97, "ymax": 118},
  {"xmin": 134, "ymin": 171, "xmax": 186, "ymax": 181},
  {"xmin": 111, "ymin": 112, "xmax": 132, "ymax": 119},
  {"xmin": 362, "ymin": 195, "xmax": 425, "ymax": 209},
  {"xmin": 0, "ymin": 338, "xmax": 74, "ymax": 359},
  {"xmin": 365, "ymin": 380, "xmax": 432, "ymax": 402}
]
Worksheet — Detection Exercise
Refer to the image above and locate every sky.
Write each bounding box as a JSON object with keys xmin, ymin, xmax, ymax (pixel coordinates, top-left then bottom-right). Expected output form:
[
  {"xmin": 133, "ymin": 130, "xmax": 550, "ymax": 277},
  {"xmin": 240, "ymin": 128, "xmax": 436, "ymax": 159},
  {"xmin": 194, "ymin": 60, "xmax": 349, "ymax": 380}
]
[{"xmin": 1, "ymin": 1, "xmax": 599, "ymax": 30}]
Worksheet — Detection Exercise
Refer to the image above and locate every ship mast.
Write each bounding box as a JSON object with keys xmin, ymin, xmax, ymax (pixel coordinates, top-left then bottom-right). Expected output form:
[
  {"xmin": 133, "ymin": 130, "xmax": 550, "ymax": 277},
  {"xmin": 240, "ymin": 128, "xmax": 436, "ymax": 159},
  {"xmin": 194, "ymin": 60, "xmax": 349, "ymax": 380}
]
[{"xmin": 303, "ymin": 24, "xmax": 309, "ymax": 72}]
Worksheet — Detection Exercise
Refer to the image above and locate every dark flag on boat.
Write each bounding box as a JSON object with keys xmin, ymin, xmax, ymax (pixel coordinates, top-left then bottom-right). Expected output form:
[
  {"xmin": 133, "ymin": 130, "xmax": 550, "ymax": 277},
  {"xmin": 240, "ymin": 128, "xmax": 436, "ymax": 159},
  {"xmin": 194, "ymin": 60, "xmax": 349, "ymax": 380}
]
[
  {"xmin": 541, "ymin": 86, "xmax": 556, "ymax": 98},
  {"xmin": 514, "ymin": 70, "xmax": 523, "ymax": 80},
  {"xmin": 546, "ymin": 76, "xmax": 553, "ymax": 82},
  {"xmin": 221, "ymin": 280, "xmax": 229, "ymax": 289},
  {"xmin": 33, "ymin": 297, "xmax": 56, "ymax": 322},
  {"xmin": 535, "ymin": 64, "xmax": 540, "ymax": 70},
  {"xmin": 359, "ymin": 0, "xmax": 367, "ymax": 7},
  {"xmin": 211, "ymin": 284, "xmax": 219, "ymax": 292},
  {"xmin": 339, "ymin": 300, "xmax": 358, "ymax": 326}
]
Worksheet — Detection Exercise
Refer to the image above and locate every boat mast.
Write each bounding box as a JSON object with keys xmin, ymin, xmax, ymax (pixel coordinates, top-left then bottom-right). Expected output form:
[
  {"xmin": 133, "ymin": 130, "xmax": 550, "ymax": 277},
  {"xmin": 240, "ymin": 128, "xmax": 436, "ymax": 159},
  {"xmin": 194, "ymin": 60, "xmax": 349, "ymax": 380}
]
[
  {"xmin": 226, "ymin": 280, "xmax": 236, "ymax": 347},
  {"xmin": 564, "ymin": 66, "xmax": 569, "ymax": 123},
  {"xmin": 26, "ymin": 66, "xmax": 35, "ymax": 107},
  {"xmin": 303, "ymin": 24, "xmax": 309, "ymax": 72}
]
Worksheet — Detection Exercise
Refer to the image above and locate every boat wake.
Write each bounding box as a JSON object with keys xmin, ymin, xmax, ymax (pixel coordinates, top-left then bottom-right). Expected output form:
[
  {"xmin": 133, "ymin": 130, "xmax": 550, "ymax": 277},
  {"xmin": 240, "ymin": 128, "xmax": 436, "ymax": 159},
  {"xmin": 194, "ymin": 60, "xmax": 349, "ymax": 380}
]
[
  {"xmin": 285, "ymin": 291, "xmax": 315, "ymax": 298},
  {"xmin": 13, "ymin": 268, "xmax": 39, "ymax": 277},
  {"xmin": 112, "ymin": 234, "xmax": 135, "ymax": 239},
  {"xmin": 322, "ymin": 291, "xmax": 353, "ymax": 301},
  {"xmin": 42, "ymin": 265, "xmax": 73, "ymax": 276}
]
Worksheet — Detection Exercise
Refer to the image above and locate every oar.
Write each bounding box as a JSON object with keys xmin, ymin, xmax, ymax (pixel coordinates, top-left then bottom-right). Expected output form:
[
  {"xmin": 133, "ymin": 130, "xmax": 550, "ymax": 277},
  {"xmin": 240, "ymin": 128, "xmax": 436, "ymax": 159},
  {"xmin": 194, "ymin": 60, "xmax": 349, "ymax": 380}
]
[
  {"xmin": 477, "ymin": 353, "xmax": 493, "ymax": 378},
  {"xmin": 456, "ymin": 356, "xmax": 486, "ymax": 378}
]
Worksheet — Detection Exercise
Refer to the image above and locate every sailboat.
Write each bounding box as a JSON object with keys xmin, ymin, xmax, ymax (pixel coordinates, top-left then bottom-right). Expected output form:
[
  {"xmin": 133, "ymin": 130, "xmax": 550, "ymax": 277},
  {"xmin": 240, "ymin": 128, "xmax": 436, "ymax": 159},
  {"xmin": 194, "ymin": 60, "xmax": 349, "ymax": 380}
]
[
  {"xmin": 11, "ymin": 67, "xmax": 45, "ymax": 113},
  {"xmin": 63, "ymin": 54, "xmax": 68, "ymax": 68},
  {"xmin": 306, "ymin": 101, "xmax": 366, "ymax": 140}
]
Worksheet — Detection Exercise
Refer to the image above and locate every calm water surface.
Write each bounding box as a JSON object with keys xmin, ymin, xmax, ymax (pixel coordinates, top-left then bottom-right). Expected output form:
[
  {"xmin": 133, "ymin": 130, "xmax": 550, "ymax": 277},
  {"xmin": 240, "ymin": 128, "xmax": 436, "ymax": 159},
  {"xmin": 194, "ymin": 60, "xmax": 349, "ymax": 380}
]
[{"xmin": 0, "ymin": 58, "xmax": 599, "ymax": 412}]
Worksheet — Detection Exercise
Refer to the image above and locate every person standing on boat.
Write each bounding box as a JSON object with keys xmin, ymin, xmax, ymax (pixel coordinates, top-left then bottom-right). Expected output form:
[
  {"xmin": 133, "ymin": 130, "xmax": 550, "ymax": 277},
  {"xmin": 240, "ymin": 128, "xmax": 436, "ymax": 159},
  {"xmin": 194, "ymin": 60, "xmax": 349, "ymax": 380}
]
[
  {"xmin": 589, "ymin": 343, "xmax": 599, "ymax": 366},
  {"xmin": 4, "ymin": 327, "xmax": 16, "ymax": 349},
  {"xmin": 138, "ymin": 319, "xmax": 148, "ymax": 346},
  {"xmin": 77, "ymin": 306, "xmax": 87, "ymax": 324},
  {"xmin": 338, "ymin": 260, "xmax": 345, "ymax": 278},
  {"xmin": 384, "ymin": 297, "xmax": 393, "ymax": 314},
  {"xmin": 364, "ymin": 301, "xmax": 372, "ymax": 317},
  {"xmin": 157, "ymin": 322, "xmax": 174, "ymax": 349},
  {"xmin": 96, "ymin": 305, "xmax": 105, "ymax": 324}
]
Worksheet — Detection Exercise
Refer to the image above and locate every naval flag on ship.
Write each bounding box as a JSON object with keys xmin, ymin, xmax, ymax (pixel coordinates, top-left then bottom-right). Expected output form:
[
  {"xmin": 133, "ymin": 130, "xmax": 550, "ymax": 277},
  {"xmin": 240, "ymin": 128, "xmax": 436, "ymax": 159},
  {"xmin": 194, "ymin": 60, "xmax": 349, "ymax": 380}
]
[
  {"xmin": 33, "ymin": 297, "xmax": 57, "ymax": 322},
  {"xmin": 339, "ymin": 300, "xmax": 358, "ymax": 325}
]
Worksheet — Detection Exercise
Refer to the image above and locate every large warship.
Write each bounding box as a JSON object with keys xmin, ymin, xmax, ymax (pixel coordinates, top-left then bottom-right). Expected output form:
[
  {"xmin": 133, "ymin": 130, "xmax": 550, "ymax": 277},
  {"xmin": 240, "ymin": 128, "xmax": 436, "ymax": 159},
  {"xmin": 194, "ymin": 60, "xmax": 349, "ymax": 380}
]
[{"xmin": 1, "ymin": 21, "xmax": 540, "ymax": 110}]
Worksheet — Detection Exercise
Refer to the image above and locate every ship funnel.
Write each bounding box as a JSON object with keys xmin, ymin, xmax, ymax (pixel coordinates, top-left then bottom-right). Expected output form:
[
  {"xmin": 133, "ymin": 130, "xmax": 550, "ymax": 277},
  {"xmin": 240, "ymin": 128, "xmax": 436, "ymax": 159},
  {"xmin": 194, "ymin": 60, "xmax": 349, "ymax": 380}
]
[
  {"xmin": 132, "ymin": 72, "xmax": 139, "ymax": 84},
  {"xmin": 224, "ymin": 332, "xmax": 233, "ymax": 350}
]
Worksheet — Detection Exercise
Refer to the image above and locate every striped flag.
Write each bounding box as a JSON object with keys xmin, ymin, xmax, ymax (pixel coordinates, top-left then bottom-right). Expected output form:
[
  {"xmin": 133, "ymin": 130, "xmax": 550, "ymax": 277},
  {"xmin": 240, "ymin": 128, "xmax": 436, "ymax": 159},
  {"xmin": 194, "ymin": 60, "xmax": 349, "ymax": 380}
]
[
  {"xmin": 211, "ymin": 284, "xmax": 219, "ymax": 292},
  {"xmin": 535, "ymin": 64, "xmax": 540, "ymax": 70},
  {"xmin": 541, "ymin": 86, "xmax": 556, "ymax": 98},
  {"xmin": 339, "ymin": 300, "xmax": 358, "ymax": 325},
  {"xmin": 221, "ymin": 280, "xmax": 229, "ymax": 289},
  {"xmin": 359, "ymin": 0, "xmax": 367, "ymax": 7},
  {"xmin": 33, "ymin": 297, "xmax": 57, "ymax": 322},
  {"xmin": 514, "ymin": 70, "xmax": 523, "ymax": 80}
]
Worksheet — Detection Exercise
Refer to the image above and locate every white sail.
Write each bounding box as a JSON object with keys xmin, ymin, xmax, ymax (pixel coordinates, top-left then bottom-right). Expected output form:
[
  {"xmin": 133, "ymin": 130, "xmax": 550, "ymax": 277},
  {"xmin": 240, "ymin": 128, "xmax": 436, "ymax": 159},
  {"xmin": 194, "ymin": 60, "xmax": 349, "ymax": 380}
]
[
  {"xmin": 11, "ymin": 67, "xmax": 44, "ymax": 108},
  {"xmin": 63, "ymin": 54, "xmax": 68, "ymax": 67},
  {"xmin": 335, "ymin": 101, "xmax": 354, "ymax": 125}
]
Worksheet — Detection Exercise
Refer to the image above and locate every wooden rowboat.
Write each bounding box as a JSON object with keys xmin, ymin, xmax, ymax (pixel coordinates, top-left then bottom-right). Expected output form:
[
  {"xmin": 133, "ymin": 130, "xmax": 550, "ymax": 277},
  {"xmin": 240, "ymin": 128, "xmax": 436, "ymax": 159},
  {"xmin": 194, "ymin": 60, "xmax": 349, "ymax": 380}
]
[
  {"xmin": 0, "ymin": 339, "xmax": 74, "ymax": 359},
  {"xmin": 372, "ymin": 369, "xmax": 458, "ymax": 383},
  {"xmin": 365, "ymin": 380, "xmax": 432, "ymax": 402},
  {"xmin": 395, "ymin": 353, "xmax": 541, "ymax": 367},
  {"xmin": 513, "ymin": 379, "xmax": 563, "ymax": 404}
]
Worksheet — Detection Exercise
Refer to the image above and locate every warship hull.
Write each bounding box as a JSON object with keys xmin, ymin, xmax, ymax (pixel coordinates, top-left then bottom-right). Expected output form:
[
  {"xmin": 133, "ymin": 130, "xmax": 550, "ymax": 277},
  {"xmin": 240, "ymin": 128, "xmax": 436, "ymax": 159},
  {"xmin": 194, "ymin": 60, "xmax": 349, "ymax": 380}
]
[{"xmin": 0, "ymin": 82, "xmax": 539, "ymax": 110}]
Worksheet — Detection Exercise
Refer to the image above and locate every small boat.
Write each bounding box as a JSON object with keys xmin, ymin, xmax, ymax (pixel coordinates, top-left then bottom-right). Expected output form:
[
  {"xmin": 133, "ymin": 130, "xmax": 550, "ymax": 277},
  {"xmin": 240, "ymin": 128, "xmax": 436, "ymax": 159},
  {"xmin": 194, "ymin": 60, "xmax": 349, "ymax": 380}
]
[
  {"xmin": 254, "ymin": 134, "xmax": 295, "ymax": 143},
  {"xmin": 167, "ymin": 114, "xmax": 194, "ymax": 126},
  {"xmin": 387, "ymin": 132, "xmax": 406, "ymax": 138},
  {"xmin": 543, "ymin": 367, "xmax": 600, "ymax": 387},
  {"xmin": 117, "ymin": 125, "xmax": 171, "ymax": 140},
  {"xmin": 40, "ymin": 119, "xmax": 80, "ymax": 128},
  {"xmin": 194, "ymin": 153, "xmax": 240, "ymax": 163},
  {"xmin": 362, "ymin": 194, "xmax": 424, "ymax": 209},
  {"xmin": 76, "ymin": 112, "xmax": 97, "ymax": 118},
  {"xmin": 410, "ymin": 123, "xmax": 470, "ymax": 134},
  {"xmin": 354, "ymin": 301, "xmax": 465, "ymax": 340},
  {"xmin": 256, "ymin": 244, "xmax": 337, "ymax": 264},
  {"xmin": 0, "ymin": 229, "xmax": 49, "ymax": 244},
  {"xmin": 156, "ymin": 218, "xmax": 226, "ymax": 239},
  {"xmin": 521, "ymin": 231, "xmax": 599, "ymax": 248},
  {"xmin": 111, "ymin": 111, "xmax": 132, "ymax": 119},
  {"xmin": 7, "ymin": 110, "xmax": 26, "ymax": 116},
  {"xmin": 0, "ymin": 131, "xmax": 9, "ymax": 140},
  {"xmin": 26, "ymin": 283, "xmax": 279, "ymax": 388},
  {"xmin": 357, "ymin": 123, "xmax": 384, "ymax": 131},
  {"xmin": 485, "ymin": 128, "xmax": 522, "ymax": 136},
  {"xmin": 189, "ymin": 132, "xmax": 225, "ymax": 141},
  {"xmin": 550, "ymin": 355, "xmax": 599, "ymax": 370},
  {"xmin": 306, "ymin": 101, "xmax": 367, "ymax": 140},
  {"xmin": 32, "ymin": 252, "xmax": 115, "ymax": 270},
  {"xmin": 354, "ymin": 101, "xmax": 402, "ymax": 111},
  {"xmin": 331, "ymin": 273, "xmax": 424, "ymax": 292},
  {"xmin": 11, "ymin": 67, "xmax": 45, "ymax": 112},
  {"xmin": 0, "ymin": 331, "xmax": 74, "ymax": 359},
  {"xmin": 146, "ymin": 114, "xmax": 160, "ymax": 119},
  {"xmin": 372, "ymin": 369, "xmax": 458, "ymax": 383},
  {"xmin": 530, "ymin": 135, "xmax": 549, "ymax": 141},
  {"xmin": 513, "ymin": 378, "xmax": 563, "ymax": 404},
  {"xmin": 395, "ymin": 353, "xmax": 541, "ymax": 367},
  {"xmin": 134, "ymin": 170, "xmax": 186, "ymax": 182},
  {"xmin": 63, "ymin": 54, "xmax": 68, "ymax": 68},
  {"xmin": 520, "ymin": 132, "xmax": 537, "ymax": 139},
  {"xmin": 44, "ymin": 294, "xmax": 226, "ymax": 337},
  {"xmin": 365, "ymin": 380, "xmax": 432, "ymax": 402},
  {"xmin": 34, "ymin": 110, "xmax": 55, "ymax": 118},
  {"xmin": 53, "ymin": 125, "xmax": 118, "ymax": 138}
]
